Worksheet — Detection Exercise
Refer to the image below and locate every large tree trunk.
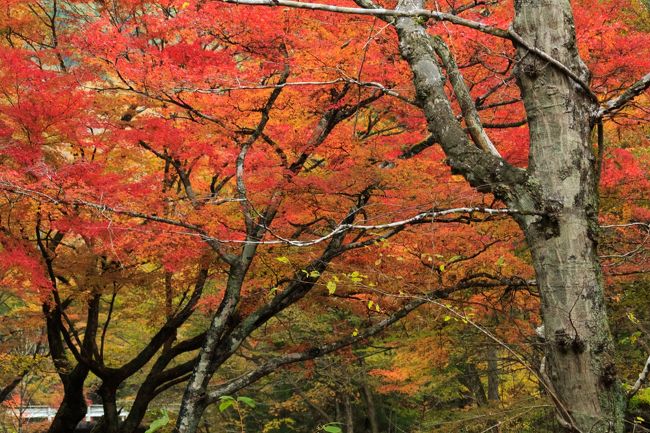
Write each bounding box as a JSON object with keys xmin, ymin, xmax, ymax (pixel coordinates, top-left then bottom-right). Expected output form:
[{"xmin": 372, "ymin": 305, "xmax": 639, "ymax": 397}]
[{"xmin": 513, "ymin": 1, "xmax": 625, "ymax": 431}]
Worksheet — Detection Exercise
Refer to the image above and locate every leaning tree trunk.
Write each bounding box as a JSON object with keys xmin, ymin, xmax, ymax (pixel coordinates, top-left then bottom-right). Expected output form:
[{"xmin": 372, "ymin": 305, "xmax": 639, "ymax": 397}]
[{"xmin": 513, "ymin": 1, "xmax": 625, "ymax": 431}]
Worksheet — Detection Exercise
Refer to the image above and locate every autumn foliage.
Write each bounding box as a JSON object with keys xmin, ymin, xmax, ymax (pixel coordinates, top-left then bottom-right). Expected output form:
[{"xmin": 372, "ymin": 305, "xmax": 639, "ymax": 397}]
[{"xmin": 0, "ymin": 0, "xmax": 648, "ymax": 432}]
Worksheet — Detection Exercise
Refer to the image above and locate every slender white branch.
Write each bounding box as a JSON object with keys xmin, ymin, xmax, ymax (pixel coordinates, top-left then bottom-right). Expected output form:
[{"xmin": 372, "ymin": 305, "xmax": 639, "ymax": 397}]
[
  {"xmin": 600, "ymin": 222, "xmax": 650, "ymax": 229},
  {"xmin": 629, "ymin": 354, "xmax": 650, "ymax": 398},
  {"xmin": 174, "ymin": 77, "xmax": 416, "ymax": 104},
  {"xmin": 263, "ymin": 207, "xmax": 535, "ymax": 247},
  {"xmin": 219, "ymin": 0, "xmax": 510, "ymax": 38},
  {"xmin": 0, "ymin": 180, "xmax": 532, "ymax": 247}
]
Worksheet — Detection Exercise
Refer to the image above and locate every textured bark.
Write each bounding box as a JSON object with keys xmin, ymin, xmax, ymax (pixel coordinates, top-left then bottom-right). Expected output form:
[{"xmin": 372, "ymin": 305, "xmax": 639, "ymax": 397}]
[
  {"xmin": 513, "ymin": 1, "xmax": 625, "ymax": 431},
  {"xmin": 44, "ymin": 296, "xmax": 91, "ymax": 433}
]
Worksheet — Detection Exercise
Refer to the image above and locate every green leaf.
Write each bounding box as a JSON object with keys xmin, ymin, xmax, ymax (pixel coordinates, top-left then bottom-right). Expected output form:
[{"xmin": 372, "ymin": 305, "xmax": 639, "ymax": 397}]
[
  {"xmin": 219, "ymin": 396, "xmax": 235, "ymax": 412},
  {"xmin": 322, "ymin": 423, "xmax": 343, "ymax": 433},
  {"xmin": 219, "ymin": 400, "xmax": 234, "ymax": 412},
  {"xmin": 443, "ymin": 315, "xmax": 451, "ymax": 322},
  {"xmin": 350, "ymin": 271, "xmax": 364, "ymax": 282},
  {"xmin": 327, "ymin": 280, "xmax": 337, "ymax": 295},
  {"xmin": 144, "ymin": 410, "xmax": 169, "ymax": 433},
  {"xmin": 309, "ymin": 270, "xmax": 320, "ymax": 278},
  {"xmin": 276, "ymin": 256, "xmax": 290, "ymax": 264},
  {"xmin": 237, "ymin": 396, "xmax": 256, "ymax": 408}
]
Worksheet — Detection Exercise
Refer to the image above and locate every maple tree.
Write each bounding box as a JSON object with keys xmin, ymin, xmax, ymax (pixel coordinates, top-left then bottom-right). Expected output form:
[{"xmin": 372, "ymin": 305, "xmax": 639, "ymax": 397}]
[{"xmin": 0, "ymin": 0, "xmax": 649, "ymax": 432}]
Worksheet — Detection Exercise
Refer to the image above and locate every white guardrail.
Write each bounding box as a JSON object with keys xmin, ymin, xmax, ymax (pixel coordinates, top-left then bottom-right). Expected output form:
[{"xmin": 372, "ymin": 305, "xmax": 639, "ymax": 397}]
[{"xmin": 7, "ymin": 405, "xmax": 129, "ymax": 421}]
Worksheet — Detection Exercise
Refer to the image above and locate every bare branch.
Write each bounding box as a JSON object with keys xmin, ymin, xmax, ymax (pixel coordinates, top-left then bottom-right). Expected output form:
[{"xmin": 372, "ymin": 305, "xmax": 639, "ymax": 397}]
[
  {"xmin": 175, "ymin": 77, "xmax": 416, "ymax": 104},
  {"xmin": 399, "ymin": 134, "xmax": 436, "ymax": 159},
  {"xmin": 597, "ymin": 72, "xmax": 650, "ymax": 118},
  {"xmin": 261, "ymin": 206, "xmax": 543, "ymax": 247},
  {"xmin": 482, "ymin": 119, "xmax": 527, "ymax": 128},
  {"xmin": 430, "ymin": 36, "xmax": 501, "ymax": 157},
  {"xmin": 237, "ymin": 64, "xmax": 290, "ymax": 233},
  {"xmin": 219, "ymin": 0, "xmax": 510, "ymax": 38},
  {"xmin": 628, "ymin": 353, "xmax": 650, "ymax": 399}
]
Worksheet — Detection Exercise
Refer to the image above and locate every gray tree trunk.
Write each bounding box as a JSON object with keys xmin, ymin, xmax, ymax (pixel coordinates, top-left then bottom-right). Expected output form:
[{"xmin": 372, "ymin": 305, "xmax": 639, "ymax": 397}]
[{"xmin": 512, "ymin": 1, "xmax": 625, "ymax": 431}]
